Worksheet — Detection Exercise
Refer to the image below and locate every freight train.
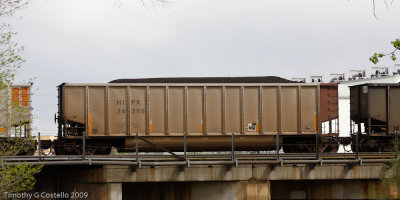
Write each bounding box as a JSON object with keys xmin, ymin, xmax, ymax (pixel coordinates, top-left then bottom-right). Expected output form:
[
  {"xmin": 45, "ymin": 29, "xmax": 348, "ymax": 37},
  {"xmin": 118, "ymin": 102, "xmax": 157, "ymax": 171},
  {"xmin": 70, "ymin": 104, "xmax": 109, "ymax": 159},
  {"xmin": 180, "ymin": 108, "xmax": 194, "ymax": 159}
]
[
  {"xmin": 53, "ymin": 77, "xmax": 340, "ymax": 155},
  {"xmin": 3, "ymin": 77, "xmax": 399, "ymax": 155}
]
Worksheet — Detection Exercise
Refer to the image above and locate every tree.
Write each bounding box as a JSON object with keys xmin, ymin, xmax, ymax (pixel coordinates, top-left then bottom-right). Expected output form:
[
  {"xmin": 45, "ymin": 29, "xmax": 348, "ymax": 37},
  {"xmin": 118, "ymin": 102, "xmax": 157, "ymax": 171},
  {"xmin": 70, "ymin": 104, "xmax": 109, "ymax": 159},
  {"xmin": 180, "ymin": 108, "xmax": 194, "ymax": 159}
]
[
  {"xmin": 0, "ymin": 0, "xmax": 30, "ymax": 17},
  {"xmin": 0, "ymin": 138, "xmax": 42, "ymax": 199},
  {"xmin": 0, "ymin": 0, "xmax": 42, "ymax": 197},
  {"xmin": 369, "ymin": 39, "xmax": 400, "ymax": 64}
]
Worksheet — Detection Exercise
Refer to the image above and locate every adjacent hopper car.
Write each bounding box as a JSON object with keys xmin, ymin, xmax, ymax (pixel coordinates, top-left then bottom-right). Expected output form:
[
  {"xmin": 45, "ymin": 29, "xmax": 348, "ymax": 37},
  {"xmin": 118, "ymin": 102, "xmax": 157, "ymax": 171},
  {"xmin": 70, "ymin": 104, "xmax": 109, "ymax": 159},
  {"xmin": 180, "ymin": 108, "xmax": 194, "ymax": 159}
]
[
  {"xmin": 54, "ymin": 77, "xmax": 339, "ymax": 155},
  {"xmin": 350, "ymin": 83, "xmax": 400, "ymax": 152}
]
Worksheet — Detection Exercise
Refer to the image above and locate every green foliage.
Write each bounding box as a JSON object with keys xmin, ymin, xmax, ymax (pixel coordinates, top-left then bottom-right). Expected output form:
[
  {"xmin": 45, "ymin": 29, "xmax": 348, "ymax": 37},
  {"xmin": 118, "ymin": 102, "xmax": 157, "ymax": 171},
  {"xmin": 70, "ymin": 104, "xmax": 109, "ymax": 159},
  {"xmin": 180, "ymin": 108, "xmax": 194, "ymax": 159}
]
[
  {"xmin": 0, "ymin": 0, "xmax": 30, "ymax": 17},
  {"xmin": 0, "ymin": 162, "xmax": 42, "ymax": 197},
  {"xmin": 383, "ymin": 160, "xmax": 400, "ymax": 196},
  {"xmin": 380, "ymin": 140, "xmax": 400, "ymax": 199},
  {"xmin": 392, "ymin": 39, "xmax": 400, "ymax": 49},
  {"xmin": 370, "ymin": 38, "xmax": 400, "ymax": 64},
  {"xmin": 0, "ymin": 138, "xmax": 42, "ymax": 198},
  {"xmin": 0, "ymin": 137, "xmax": 36, "ymax": 156},
  {"xmin": 0, "ymin": 24, "xmax": 25, "ymax": 87}
]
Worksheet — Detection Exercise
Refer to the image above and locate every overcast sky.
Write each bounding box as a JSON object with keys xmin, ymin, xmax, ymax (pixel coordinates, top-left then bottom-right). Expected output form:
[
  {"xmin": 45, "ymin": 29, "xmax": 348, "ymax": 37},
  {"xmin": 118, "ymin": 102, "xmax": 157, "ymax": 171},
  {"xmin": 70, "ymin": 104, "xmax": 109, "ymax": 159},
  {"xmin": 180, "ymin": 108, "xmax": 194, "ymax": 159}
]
[{"xmin": 3, "ymin": 0, "xmax": 400, "ymax": 135}]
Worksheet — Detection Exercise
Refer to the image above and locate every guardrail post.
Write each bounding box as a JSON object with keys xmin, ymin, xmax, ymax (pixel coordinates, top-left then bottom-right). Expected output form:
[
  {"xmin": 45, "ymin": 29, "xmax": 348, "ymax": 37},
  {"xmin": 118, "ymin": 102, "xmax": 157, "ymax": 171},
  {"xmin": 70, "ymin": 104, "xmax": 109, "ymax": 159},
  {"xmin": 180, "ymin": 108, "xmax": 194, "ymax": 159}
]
[
  {"xmin": 355, "ymin": 132, "xmax": 359, "ymax": 160},
  {"xmin": 82, "ymin": 130, "xmax": 86, "ymax": 159},
  {"xmin": 136, "ymin": 133, "xmax": 139, "ymax": 161},
  {"xmin": 316, "ymin": 133, "xmax": 319, "ymax": 160},
  {"xmin": 395, "ymin": 131, "xmax": 398, "ymax": 159},
  {"xmin": 38, "ymin": 132, "xmax": 41, "ymax": 162},
  {"xmin": 276, "ymin": 132, "xmax": 279, "ymax": 160},
  {"xmin": 184, "ymin": 132, "xmax": 187, "ymax": 160},
  {"xmin": 231, "ymin": 132, "xmax": 235, "ymax": 161}
]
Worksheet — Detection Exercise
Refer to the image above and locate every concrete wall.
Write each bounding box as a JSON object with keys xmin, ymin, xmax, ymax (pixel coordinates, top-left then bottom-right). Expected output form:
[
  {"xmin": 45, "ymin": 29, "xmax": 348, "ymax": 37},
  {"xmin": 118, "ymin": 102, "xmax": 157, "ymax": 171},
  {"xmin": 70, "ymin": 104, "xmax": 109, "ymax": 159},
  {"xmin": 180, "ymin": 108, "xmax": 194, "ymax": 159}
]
[
  {"xmin": 271, "ymin": 180, "xmax": 393, "ymax": 199},
  {"xmin": 33, "ymin": 164, "xmax": 395, "ymax": 200}
]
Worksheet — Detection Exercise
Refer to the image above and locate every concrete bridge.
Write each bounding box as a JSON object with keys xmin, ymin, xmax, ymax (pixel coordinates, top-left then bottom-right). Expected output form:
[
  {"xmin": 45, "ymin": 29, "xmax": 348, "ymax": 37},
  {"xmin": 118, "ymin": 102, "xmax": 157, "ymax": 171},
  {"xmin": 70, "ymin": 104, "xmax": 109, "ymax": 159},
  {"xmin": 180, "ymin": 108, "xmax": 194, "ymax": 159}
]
[{"xmin": 33, "ymin": 161, "xmax": 395, "ymax": 200}]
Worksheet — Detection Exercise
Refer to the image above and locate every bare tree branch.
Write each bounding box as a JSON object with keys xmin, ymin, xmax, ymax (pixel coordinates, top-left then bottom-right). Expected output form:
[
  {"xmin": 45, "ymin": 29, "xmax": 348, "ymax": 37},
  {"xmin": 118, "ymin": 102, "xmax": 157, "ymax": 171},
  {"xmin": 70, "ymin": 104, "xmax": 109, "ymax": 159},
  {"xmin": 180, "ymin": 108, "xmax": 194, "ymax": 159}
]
[
  {"xmin": 384, "ymin": 0, "xmax": 389, "ymax": 11},
  {"xmin": 373, "ymin": 0, "xmax": 380, "ymax": 20}
]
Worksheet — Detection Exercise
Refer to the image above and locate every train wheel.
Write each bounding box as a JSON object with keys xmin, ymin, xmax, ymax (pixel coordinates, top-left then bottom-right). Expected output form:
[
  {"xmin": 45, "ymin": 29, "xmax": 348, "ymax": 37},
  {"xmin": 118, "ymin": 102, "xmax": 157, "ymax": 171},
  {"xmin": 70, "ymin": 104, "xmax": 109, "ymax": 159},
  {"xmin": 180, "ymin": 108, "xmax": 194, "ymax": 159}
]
[
  {"xmin": 321, "ymin": 139, "xmax": 339, "ymax": 153},
  {"xmin": 54, "ymin": 140, "xmax": 67, "ymax": 155},
  {"xmin": 322, "ymin": 143, "xmax": 339, "ymax": 153},
  {"xmin": 360, "ymin": 138, "xmax": 378, "ymax": 152}
]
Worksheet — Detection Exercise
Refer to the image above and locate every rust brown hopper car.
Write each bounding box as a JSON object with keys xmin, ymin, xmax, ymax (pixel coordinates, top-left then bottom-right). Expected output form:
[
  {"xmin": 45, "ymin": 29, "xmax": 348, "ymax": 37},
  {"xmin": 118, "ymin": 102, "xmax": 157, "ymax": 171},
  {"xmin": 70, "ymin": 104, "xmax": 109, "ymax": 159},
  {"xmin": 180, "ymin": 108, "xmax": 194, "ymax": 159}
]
[
  {"xmin": 54, "ymin": 77, "xmax": 339, "ymax": 155},
  {"xmin": 350, "ymin": 83, "xmax": 400, "ymax": 152}
]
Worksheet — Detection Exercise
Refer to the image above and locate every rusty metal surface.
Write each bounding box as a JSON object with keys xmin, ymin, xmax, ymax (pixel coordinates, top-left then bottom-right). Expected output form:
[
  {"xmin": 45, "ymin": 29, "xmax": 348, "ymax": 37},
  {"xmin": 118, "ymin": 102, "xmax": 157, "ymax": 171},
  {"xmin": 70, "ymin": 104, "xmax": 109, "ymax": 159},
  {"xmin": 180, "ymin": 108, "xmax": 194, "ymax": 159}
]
[
  {"xmin": 350, "ymin": 86, "xmax": 360, "ymax": 122},
  {"xmin": 319, "ymin": 83, "xmax": 338, "ymax": 122},
  {"xmin": 390, "ymin": 87, "xmax": 400, "ymax": 132}
]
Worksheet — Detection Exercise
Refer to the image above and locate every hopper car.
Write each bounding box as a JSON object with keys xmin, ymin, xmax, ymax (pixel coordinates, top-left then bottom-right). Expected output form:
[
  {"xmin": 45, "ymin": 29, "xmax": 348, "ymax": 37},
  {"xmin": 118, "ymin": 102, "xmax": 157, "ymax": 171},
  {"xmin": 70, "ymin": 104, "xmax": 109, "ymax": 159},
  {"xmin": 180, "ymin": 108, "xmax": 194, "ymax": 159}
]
[
  {"xmin": 53, "ymin": 77, "xmax": 339, "ymax": 155},
  {"xmin": 350, "ymin": 83, "xmax": 400, "ymax": 152}
]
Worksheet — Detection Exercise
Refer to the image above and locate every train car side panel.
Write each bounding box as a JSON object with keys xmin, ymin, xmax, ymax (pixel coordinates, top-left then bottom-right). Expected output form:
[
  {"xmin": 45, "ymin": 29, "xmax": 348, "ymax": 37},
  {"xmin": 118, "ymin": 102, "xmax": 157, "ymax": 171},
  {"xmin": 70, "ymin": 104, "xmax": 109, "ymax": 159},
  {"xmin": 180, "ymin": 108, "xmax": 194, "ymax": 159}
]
[
  {"xmin": 187, "ymin": 87, "xmax": 203, "ymax": 134},
  {"xmin": 130, "ymin": 87, "xmax": 146, "ymax": 134},
  {"xmin": 369, "ymin": 87, "xmax": 387, "ymax": 124},
  {"xmin": 281, "ymin": 87, "xmax": 298, "ymax": 133},
  {"xmin": 244, "ymin": 87, "xmax": 259, "ymax": 134},
  {"xmin": 320, "ymin": 83, "xmax": 339, "ymax": 134},
  {"xmin": 64, "ymin": 86, "xmax": 85, "ymax": 125},
  {"xmin": 168, "ymin": 87, "xmax": 185, "ymax": 134},
  {"xmin": 225, "ymin": 87, "xmax": 241, "ymax": 133},
  {"xmin": 149, "ymin": 87, "xmax": 165, "ymax": 134},
  {"xmin": 88, "ymin": 87, "xmax": 106, "ymax": 135},
  {"xmin": 301, "ymin": 87, "xmax": 317, "ymax": 133},
  {"xmin": 262, "ymin": 87, "xmax": 278, "ymax": 134},
  {"xmin": 390, "ymin": 87, "xmax": 400, "ymax": 132},
  {"xmin": 206, "ymin": 87, "xmax": 222, "ymax": 134},
  {"xmin": 109, "ymin": 87, "xmax": 127, "ymax": 135}
]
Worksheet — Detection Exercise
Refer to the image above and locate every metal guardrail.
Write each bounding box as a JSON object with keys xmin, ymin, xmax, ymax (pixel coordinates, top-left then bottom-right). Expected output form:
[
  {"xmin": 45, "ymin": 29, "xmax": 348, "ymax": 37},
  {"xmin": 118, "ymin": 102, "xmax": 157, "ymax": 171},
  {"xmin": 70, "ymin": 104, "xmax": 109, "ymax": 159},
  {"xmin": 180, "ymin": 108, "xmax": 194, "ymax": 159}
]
[
  {"xmin": 1, "ymin": 155, "xmax": 397, "ymax": 167},
  {"xmin": 0, "ymin": 158, "xmax": 395, "ymax": 167},
  {"xmin": 5, "ymin": 131, "xmax": 397, "ymax": 168}
]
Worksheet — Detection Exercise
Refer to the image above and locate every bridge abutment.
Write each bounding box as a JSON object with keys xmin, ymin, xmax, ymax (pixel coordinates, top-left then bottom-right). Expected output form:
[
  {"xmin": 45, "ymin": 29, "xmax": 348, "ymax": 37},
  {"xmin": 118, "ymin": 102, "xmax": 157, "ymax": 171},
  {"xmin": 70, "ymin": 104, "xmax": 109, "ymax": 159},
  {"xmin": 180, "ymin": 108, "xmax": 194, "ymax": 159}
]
[{"xmin": 33, "ymin": 163, "xmax": 396, "ymax": 199}]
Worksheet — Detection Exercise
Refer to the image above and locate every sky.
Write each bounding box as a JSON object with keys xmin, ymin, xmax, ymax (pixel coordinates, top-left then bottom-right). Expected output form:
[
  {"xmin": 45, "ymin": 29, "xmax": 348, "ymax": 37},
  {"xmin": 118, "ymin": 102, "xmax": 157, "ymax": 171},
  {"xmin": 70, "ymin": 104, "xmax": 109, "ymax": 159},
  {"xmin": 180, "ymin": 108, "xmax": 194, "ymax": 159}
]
[{"xmin": 2, "ymin": 0, "xmax": 400, "ymax": 135}]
